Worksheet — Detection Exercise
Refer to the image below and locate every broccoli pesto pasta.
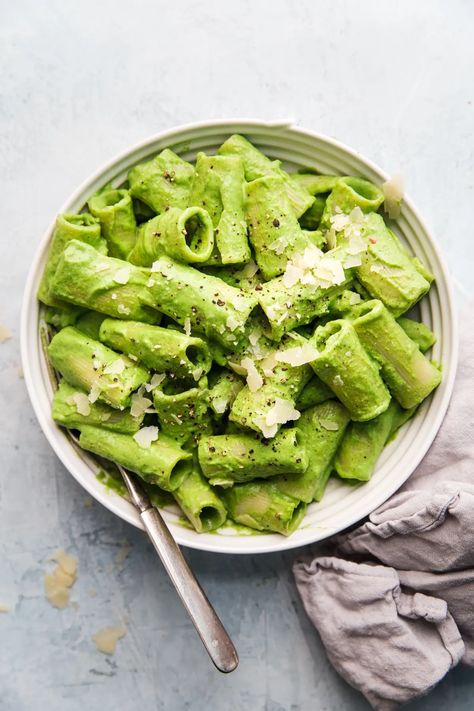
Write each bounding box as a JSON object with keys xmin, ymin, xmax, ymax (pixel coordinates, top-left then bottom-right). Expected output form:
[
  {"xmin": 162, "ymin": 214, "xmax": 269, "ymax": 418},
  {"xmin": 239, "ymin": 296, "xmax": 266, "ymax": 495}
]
[{"xmin": 38, "ymin": 134, "xmax": 441, "ymax": 536}]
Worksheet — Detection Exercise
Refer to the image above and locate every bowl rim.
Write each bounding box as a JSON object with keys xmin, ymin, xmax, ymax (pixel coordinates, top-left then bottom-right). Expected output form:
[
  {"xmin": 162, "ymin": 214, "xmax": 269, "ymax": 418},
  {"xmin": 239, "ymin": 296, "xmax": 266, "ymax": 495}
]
[{"xmin": 20, "ymin": 118, "xmax": 458, "ymax": 553}]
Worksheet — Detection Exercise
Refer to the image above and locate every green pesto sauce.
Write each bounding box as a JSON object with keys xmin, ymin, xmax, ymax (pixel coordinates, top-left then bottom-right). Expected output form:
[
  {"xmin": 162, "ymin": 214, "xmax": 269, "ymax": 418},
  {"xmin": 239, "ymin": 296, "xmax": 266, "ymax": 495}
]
[
  {"xmin": 173, "ymin": 516, "xmax": 268, "ymax": 536},
  {"xmin": 96, "ymin": 468, "xmax": 128, "ymax": 497}
]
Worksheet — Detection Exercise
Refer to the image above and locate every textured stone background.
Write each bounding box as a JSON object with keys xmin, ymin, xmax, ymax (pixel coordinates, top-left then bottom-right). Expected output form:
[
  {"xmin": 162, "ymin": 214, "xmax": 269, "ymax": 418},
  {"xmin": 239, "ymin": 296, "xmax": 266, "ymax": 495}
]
[{"xmin": 1, "ymin": 1, "xmax": 473, "ymax": 709}]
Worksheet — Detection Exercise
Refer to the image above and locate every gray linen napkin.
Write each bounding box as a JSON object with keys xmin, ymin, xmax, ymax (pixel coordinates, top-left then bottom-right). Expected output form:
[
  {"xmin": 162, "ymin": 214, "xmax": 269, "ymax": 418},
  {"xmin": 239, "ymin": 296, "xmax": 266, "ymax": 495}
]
[{"xmin": 294, "ymin": 305, "xmax": 474, "ymax": 709}]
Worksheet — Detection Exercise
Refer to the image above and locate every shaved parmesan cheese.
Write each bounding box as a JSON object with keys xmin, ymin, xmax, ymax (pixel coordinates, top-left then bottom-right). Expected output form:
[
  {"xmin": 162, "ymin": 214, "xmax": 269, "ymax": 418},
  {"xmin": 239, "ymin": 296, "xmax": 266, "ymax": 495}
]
[
  {"xmin": 88, "ymin": 381, "xmax": 101, "ymax": 404},
  {"xmin": 111, "ymin": 293, "xmax": 118, "ymax": 300},
  {"xmin": 333, "ymin": 374, "xmax": 344, "ymax": 388},
  {"xmin": 146, "ymin": 278, "xmax": 156, "ymax": 288},
  {"xmin": 72, "ymin": 392, "xmax": 91, "ymax": 417},
  {"xmin": 255, "ymin": 398, "xmax": 301, "ymax": 438},
  {"xmin": 133, "ymin": 426, "xmax": 159, "ymax": 449},
  {"xmin": 275, "ymin": 342, "xmax": 319, "ymax": 366},
  {"xmin": 211, "ymin": 396, "xmax": 227, "ymax": 414},
  {"xmin": 192, "ymin": 367, "xmax": 203, "ymax": 382},
  {"xmin": 226, "ymin": 315, "xmax": 239, "ymax": 332},
  {"xmin": 183, "ymin": 318, "xmax": 191, "ymax": 336},
  {"xmin": 260, "ymin": 351, "xmax": 279, "ymax": 378},
  {"xmin": 104, "ymin": 358, "xmax": 125, "ymax": 375},
  {"xmin": 349, "ymin": 292, "xmax": 362, "ymax": 305},
  {"xmin": 114, "ymin": 267, "xmax": 130, "ymax": 285},
  {"xmin": 92, "ymin": 626, "xmax": 127, "ymax": 655},
  {"xmin": 283, "ymin": 262, "xmax": 304, "ymax": 288},
  {"xmin": 228, "ymin": 361, "xmax": 247, "ymax": 376},
  {"xmin": 130, "ymin": 387, "xmax": 153, "ymax": 417},
  {"xmin": 265, "ymin": 303, "xmax": 283, "ymax": 321},
  {"xmin": 234, "ymin": 259, "xmax": 258, "ymax": 279},
  {"xmin": 0, "ymin": 324, "xmax": 12, "ymax": 342},
  {"xmin": 253, "ymin": 416, "xmax": 278, "ymax": 439},
  {"xmin": 343, "ymin": 254, "xmax": 362, "ymax": 269},
  {"xmin": 266, "ymin": 398, "xmax": 301, "ymax": 427},
  {"xmin": 117, "ymin": 304, "xmax": 131, "ymax": 316},
  {"xmin": 240, "ymin": 357, "xmax": 264, "ymax": 392},
  {"xmin": 383, "ymin": 174, "xmax": 404, "ymax": 219},
  {"xmin": 150, "ymin": 261, "xmax": 161, "ymax": 272},
  {"xmin": 249, "ymin": 329, "xmax": 261, "ymax": 347},
  {"xmin": 269, "ymin": 236, "xmax": 288, "ymax": 255},
  {"xmin": 44, "ymin": 550, "xmax": 77, "ymax": 610},
  {"xmin": 319, "ymin": 419, "xmax": 339, "ymax": 431},
  {"xmin": 95, "ymin": 263, "xmax": 109, "ymax": 273},
  {"xmin": 144, "ymin": 373, "xmax": 166, "ymax": 392}
]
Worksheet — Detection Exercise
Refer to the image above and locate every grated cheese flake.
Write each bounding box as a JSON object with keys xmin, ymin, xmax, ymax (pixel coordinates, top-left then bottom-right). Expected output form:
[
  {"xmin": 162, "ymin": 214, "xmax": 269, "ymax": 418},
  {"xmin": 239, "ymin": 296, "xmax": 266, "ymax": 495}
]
[
  {"xmin": 104, "ymin": 358, "xmax": 126, "ymax": 375},
  {"xmin": 226, "ymin": 315, "xmax": 240, "ymax": 332},
  {"xmin": 117, "ymin": 304, "xmax": 131, "ymax": 316},
  {"xmin": 0, "ymin": 324, "xmax": 12, "ymax": 343},
  {"xmin": 133, "ymin": 426, "xmax": 159, "ymax": 449},
  {"xmin": 88, "ymin": 381, "xmax": 101, "ymax": 404},
  {"xmin": 383, "ymin": 174, "xmax": 404, "ymax": 219},
  {"xmin": 72, "ymin": 392, "xmax": 91, "ymax": 417},
  {"xmin": 92, "ymin": 626, "xmax": 127, "ymax": 655},
  {"xmin": 319, "ymin": 418, "xmax": 339, "ymax": 431},
  {"xmin": 234, "ymin": 259, "xmax": 258, "ymax": 279},
  {"xmin": 265, "ymin": 398, "xmax": 301, "ymax": 428},
  {"xmin": 240, "ymin": 357, "xmax": 264, "ymax": 393},
  {"xmin": 183, "ymin": 318, "xmax": 191, "ymax": 337},
  {"xmin": 114, "ymin": 267, "xmax": 130, "ymax": 285},
  {"xmin": 130, "ymin": 386, "xmax": 153, "ymax": 417},
  {"xmin": 144, "ymin": 373, "xmax": 166, "ymax": 392},
  {"xmin": 275, "ymin": 342, "xmax": 319, "ymax": 367}
]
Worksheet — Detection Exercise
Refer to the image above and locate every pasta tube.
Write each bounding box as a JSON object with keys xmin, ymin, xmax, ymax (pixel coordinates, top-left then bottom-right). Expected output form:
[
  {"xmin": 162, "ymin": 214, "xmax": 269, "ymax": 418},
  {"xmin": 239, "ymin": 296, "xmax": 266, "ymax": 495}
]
[
  {"xmin": 397, "ymin": 316, "xmax": 436, "ymax": 353},
  {"xmin": 52, "ymin": 380, "xmax": 144, "ymax": 433},
  {"xmin": 334, "ymin": 400, "xmax": 398, "ymax": 481},
  {"xmin": 296, "ymin": 375, "xmax": 333, "ymax": 410},
  {"xmin": 152, "ymin": 375, "xmax": 211, "ymax": 445},
  {"xmin": 190, "ymin": 153, "xmax": 250, "ymax": 265},
  {"xmin": 38, "ymin": 213, "xmax": 105, "ymax": 307},
  {"xmin": 172, "ymin": 464, "xmax": 227, "ymax": 532},
  {"xmin": 99, "ymin": 319, "xmax": 212, "ymax": 379},
  {"xmin": 320, "ymin": 177, "xmax": 384, "ymax": 227},
  {"xmin": 292, "ymin": 174, "xmax": 340, "ymax": 230},
  {"xmin": 222, "ymin": 481, "xmax": 306, "ymax": 536},
  {"xmin": 350, "ymin": 299, "xmax": 441, "ymax": 409},
  {"xmin": 207, "ymin": 368, "xmax": 244, "ymax": 415},
  {"xmin": 88, "ymin": 189, "xmax": 137, "ymax": 259},
  {"xmin": 146, "ymin": 256, "xmax": 258, "ymax": 349},
  {"xmin": 128, "ymin": 206, "xmax": 214, "ymax": 265},
  {"xmin": 245, "ymin": 176, "xmax": 316, "ymax": 279},
  {"xmin": 218, "ymin": 134, "xmax": 314, "ymax": 217},
  {"xmin": 128, "ymin": 148, "xmax": 194, "ymax": 213},
  {"xmin": 274, "ymin": 400, "xmax": 350, "ymax": 502},
  {"xmin": 48, "ymin": 326, "xmax": 149, "ymax": 409},
  {"xmin": 50, "ymin": 240, "xmax": 161, "ymax": 324},
  {"xmin": 78, "ymin": 425, "xmax": 191, "ymax": 491},
  {"xmin": 355, "ymin": 214, "xmax": 431, "ymax": 316},
  {"xmin": 229, "ymin": 335, "xmax": 313, "ymax": 437},
  {"xmin": 310, "ymin": 319, "xmax": 390, "ymax": 421},
  {"xmin": 258, "ymin": 271, "xmax": 351, "ymax": 340},
  {"xmin": 198, "ymin": 428, "xmax": 308, "ymax": 486}
]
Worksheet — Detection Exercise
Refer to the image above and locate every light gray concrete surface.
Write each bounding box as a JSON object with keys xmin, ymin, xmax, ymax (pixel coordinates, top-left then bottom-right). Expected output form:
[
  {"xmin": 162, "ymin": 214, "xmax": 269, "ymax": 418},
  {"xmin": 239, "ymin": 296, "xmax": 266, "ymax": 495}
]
[{"xmin": 1, "ymin": 1, "xmax": 473, "ymax": 709}]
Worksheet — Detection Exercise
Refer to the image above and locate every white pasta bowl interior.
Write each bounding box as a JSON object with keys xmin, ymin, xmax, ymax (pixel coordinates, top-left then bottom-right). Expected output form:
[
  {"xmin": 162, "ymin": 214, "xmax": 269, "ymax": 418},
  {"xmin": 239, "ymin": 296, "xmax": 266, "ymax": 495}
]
[{"xmin": 21, "ymin": 120, "xmax": 458, "ymax": 553}]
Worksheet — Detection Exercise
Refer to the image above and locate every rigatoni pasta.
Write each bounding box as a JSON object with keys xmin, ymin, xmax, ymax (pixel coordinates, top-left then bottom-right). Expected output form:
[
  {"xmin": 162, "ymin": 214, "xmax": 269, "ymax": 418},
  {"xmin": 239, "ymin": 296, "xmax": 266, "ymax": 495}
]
[{"xmin": 38, "ymin": 134, "xmax": 441, "ymax": 536}]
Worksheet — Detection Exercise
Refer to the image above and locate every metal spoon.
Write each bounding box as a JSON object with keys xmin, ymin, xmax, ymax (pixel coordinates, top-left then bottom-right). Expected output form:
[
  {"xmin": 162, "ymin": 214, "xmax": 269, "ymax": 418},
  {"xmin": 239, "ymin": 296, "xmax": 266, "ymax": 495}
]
[{"xmin": 40, "ymin": 321, "xmax": 239, "ymax": 673}]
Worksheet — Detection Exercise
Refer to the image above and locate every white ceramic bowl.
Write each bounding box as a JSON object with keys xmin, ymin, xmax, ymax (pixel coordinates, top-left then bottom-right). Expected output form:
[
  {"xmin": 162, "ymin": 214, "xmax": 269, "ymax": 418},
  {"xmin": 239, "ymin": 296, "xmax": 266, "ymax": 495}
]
[{"xmin": 21, "ymin": 120, "xmax": 458, "ymax": 554}]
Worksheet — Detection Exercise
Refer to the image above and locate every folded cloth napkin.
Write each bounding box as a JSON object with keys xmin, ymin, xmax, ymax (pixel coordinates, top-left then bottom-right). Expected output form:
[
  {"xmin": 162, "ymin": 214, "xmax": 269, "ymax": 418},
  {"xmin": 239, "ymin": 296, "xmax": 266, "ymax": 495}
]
[{"xmin": 294, "ymin": 304, "xmax": 474, "ymax": 710}]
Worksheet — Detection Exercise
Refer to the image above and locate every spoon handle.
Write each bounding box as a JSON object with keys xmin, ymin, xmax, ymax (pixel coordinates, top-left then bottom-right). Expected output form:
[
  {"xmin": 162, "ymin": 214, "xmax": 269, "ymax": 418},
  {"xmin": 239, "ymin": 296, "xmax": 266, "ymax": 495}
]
[{"xmin": 120, "ymin": 466, "xmax": 239, "ymax": 673}]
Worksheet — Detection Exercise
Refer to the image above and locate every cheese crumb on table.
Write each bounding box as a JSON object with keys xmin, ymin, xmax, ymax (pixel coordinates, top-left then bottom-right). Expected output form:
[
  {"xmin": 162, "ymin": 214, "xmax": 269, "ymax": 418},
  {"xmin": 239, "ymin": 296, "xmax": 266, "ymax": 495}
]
[
  {"xmin": 0, "ymin": 324, "xmax": 12, "ymax": 343},
  {"xmin": 44, "ymin": 549, "xmax": 78, "ymax": 609},
  {"xmin": 92, "ymin": 625, "xmax": 127, "ymax": 655}
]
